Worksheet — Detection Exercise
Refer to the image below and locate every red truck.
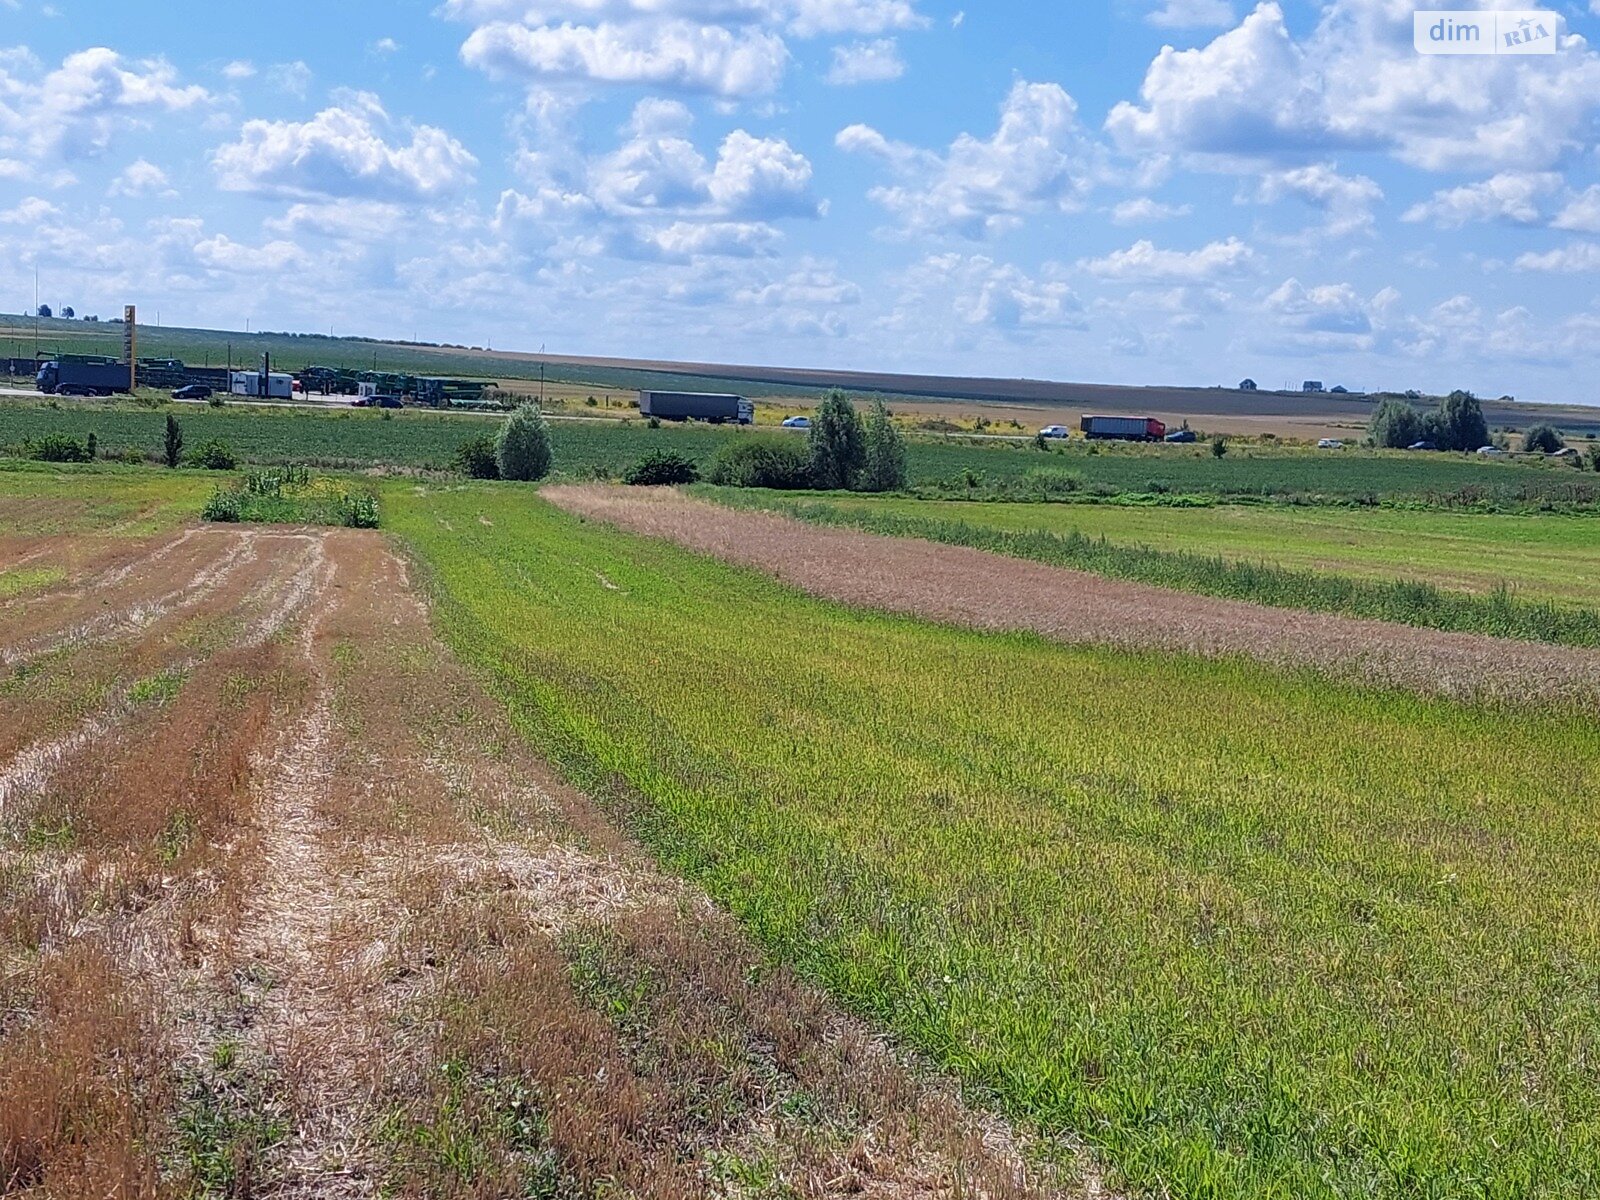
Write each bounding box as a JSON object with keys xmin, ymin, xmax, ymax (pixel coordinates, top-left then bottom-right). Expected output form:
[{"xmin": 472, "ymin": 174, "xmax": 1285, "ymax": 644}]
[{"xmin": 1080, "ymin": 415, "xmax": 1167, "ymax": 442}]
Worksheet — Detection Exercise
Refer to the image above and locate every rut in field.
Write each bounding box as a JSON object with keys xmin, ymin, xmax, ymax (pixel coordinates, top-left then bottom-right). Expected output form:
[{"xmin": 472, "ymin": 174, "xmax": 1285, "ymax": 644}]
[
  {"xmin": 0, "ymin": 526, "xmax": 1097, "ymax": 1199},
  {"xmin": 545, "ymin": 484, "xmax": 1600, "ymax": 708}
]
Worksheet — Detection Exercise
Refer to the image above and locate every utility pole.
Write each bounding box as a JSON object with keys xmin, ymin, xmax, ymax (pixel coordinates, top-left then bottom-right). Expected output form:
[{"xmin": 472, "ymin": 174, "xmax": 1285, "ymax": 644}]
[{"xmin": 539, "ymin": 343, "xmax": 545, "ymax": 405}]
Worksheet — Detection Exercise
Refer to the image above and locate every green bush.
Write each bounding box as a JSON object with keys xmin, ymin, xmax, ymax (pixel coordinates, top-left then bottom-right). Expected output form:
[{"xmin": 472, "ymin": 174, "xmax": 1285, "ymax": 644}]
[
  {"xmin": 1524, "ymin": 425, "xmax": 1565, "ymax": 454},
  {"xmin": 201, "ymin": 489, "xmax": 243, "ymax": 522},
  {"xmin": 454, "ymin": 434, "xmax": 500, "ymax": 480},
  {"xmin": 1212, "ymin": 436, "xmax": 1228, "ymax": 459},
  {"xmin": 624, "ymin": 451, "xmax": 700, "ymax": 487},
  {"xmin": 27, "ymin": 432, "xmax": 93, "ymax": 463},
  {"xmin": 496, "ymin": 404, "xmax": 552, "ymax": 482},
  {"xmin": 859, "ymin": 401, "xmax": 908, "ymax": 493},
  {"xmin": 1438, "ymin": 390, "xmax": 1490, "ymax": 452},
  {"xmin": 808, "ymin": 390, "xmax": 866, "ymax": 490},
  {"xmin": 190, "ymin": 439, "xmax": 238, "ymax": 471},
  {"xmin": 1369, "ymin": 398, "xmax": 1424, "ymax": 449},
  {"xmin": 706, "ymin": 437, "xmax": 813, "ymax": 490}
]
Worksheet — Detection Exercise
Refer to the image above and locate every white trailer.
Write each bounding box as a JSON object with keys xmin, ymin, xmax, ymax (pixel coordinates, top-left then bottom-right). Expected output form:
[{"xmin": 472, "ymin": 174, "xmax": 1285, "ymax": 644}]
[{"xmin": 230, "ymin": 371, "xmax": 294, "ymax": 399}]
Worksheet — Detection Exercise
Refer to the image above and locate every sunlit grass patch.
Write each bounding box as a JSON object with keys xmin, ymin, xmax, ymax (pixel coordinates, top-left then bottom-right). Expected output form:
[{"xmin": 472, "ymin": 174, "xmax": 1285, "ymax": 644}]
[{"xmin": 391, "ymin": 483, "xmax": 1600, "ymax": 1200}]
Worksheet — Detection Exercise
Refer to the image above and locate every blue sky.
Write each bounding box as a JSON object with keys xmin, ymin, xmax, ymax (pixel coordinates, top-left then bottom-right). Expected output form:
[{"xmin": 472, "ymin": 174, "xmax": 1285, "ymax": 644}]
[{"xmin": 3, "ymin": 0, "xmax": 1600, "ymax": 402}]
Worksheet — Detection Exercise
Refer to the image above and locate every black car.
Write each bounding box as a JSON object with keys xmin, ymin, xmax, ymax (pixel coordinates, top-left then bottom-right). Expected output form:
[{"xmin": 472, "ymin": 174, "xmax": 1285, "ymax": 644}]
[
  {"xmin": 374, "ymin": 395, "xmax": 403, "ymax": 409},
  {"xmin": 1165, "ymin": 429, "xmax": 1198, "ymax": 444},
  {"xmin": 172, "ymin": 384, "xmax": 213, "ymax": 400}
]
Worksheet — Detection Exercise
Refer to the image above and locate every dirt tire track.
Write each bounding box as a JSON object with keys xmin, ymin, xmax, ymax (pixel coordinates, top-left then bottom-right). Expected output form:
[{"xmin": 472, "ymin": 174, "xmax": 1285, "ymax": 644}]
[{"xmin": 545, "ymin": 484, "xmax": 1600, "ymax": 708}]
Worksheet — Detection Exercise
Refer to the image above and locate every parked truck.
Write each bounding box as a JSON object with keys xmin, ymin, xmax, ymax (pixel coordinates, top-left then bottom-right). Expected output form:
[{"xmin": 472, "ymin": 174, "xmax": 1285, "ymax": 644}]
[
  {"xmin": 638, "ymin": 391, "xmax": 754, "ymax": 425},
  {"xmin": 35, "ymin": 359, "xmax": 131, "ymax": 397},
  {"xmin": 1080, "ymin": 415, "xmax": 1167, "ymax": 442}
]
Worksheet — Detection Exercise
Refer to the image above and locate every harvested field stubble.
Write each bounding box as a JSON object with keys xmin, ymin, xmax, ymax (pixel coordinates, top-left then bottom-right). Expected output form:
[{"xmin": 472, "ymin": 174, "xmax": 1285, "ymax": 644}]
[
  {"xmin": 1, "ymin": 475, "xmax": 1077, "ymax": 1197},
  {"xmin": 546, "ymin": 484, "xmax": 1600, "ymax": 707},
  {"xmin": 389, "ymin": 482, "xmax": 1600, "ymax": 1200}
]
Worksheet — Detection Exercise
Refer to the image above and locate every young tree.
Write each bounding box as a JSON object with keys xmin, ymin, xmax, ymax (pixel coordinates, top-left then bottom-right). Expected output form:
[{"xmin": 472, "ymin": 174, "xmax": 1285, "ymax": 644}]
[
  {"xmin": 163, "ymin": 414, "xmax": 184, "ymax": 469},
  {"xmin": 1369, "ymin": 397, "xmax": 1424, "ymax": 448},
  {"xmin": 1523, "ymin": 424, "xmax": 1565, "ymax": 454},
  {"xmin": 496, "ymin": 403, "xmax": 553, "ymax": 482},
  {"xmin": 807, "ymin": 389, "xmax": 865, "ymax": 491},
  {"xmin": 859, "ymin": 400, "xmax": 907, "ymax": 493},
  {"xmin": 1438, "ymin": 390, "xmax": 1489, "ymax": 452}
]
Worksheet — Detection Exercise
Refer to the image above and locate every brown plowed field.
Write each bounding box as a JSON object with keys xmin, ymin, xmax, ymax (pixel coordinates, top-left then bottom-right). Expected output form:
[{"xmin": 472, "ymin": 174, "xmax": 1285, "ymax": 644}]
[
  {"xmin": 0, "ymin": 522, "xmax": 1094, "ymax": 1198},
  {"xmin": 545, "ymin": 485, "xmax": 1600, "ymax": 708}
]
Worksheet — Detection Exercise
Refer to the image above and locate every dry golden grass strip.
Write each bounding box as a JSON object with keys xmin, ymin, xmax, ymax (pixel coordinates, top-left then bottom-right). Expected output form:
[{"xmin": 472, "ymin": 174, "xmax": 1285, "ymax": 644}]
[{"xmin": 545, "ymin": 484, "xmax": 1600, "ymax": 708}]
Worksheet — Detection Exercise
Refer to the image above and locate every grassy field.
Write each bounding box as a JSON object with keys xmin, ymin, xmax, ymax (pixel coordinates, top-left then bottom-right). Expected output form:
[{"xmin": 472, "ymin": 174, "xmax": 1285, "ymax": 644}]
[
  {"xmin": 392, "ymin": 481, "xmax": 1600, "ymax": 1200},
  {"xmin": 4, "ymin": 398, "xmax": 1599, "ymax": 508},
  {"xmin": 691, "ymin": 490, "xmax": 1600, "ymax": 648},
  {"xmin": 773, "ymin": 497, "xmax": 1600, "ymax": 604},
  {"xmin": 0, "ymin": 460, "xmax": 214, "ymax": 536}
]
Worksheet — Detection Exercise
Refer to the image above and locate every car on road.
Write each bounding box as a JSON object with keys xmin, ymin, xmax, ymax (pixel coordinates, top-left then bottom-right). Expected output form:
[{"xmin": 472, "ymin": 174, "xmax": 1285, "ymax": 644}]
[
  {"xmin": 1476, "ymin": 445, "xmax": 1507, "ymax": 457},
  {"xmin": 781, "ymin": 416, "xmax": 811, "ymax": 428},
  {"xmin": 1164, "ymin": 429, "xmax": 1198, "ymax": 444},
  {"xmin": 1317, "ymin": 438, "xmax": 1345, "ymax": 450},
  {"xmin": 375, "ymin": 395, "xmax": 403, "ymax": 409},
  {"xmin": 172, "ymin": 384, "xmax": 213, "ymax": 400},
  {"xmin": 1406, "ymin": 440, "xmax": 1439, "ymax": 452},
  {"xmin": 1039, "ymin": 425, "xmax": 1071, "ymax": 439}
]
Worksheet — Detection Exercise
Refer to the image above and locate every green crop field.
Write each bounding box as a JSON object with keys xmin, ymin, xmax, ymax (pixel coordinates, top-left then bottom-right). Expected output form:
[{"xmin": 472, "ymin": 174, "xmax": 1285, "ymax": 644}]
[
  {"xmin": 391, "ymin": 481, "xmax": 1600, "ymax": 1200},
  {"xmin": 3, "ymin": 398, "xmax": 1599, "ymax": 508},
  {"xmin": 715, "ymin": 491, "xmax": 1600, "ymax": 608}
]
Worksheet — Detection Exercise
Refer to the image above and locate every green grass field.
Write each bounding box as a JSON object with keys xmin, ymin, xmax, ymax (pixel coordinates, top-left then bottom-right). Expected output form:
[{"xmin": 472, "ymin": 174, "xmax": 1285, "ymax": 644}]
[
  {"xmin": 391, "ymin": 481, "xmax": 1600, "ymax": 1200},
  {"xmin": 711, "ymin": 491, "xmax": 1600, "ymax": 606},
  {"xmin": 0, "ymin": 459, "xmax": 214, "ymax": 536},
  {"xmin": 4, "ymin": 398, "xmax": 1598, "ymax": 509}
]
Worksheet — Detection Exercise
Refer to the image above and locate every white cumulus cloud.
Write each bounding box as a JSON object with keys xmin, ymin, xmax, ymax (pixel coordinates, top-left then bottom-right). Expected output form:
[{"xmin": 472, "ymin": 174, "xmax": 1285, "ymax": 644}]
[
  {"xmin": 1081, "ymin": 236, "xmax": 1254, "ymax": 282},
  {"xmin": 108, "ymin": 157, "xmax": 175, "ymax": 197},
  {"xmin": 839, "ymin": 80, "xmax": 1102, "ymax": 237},
  {"xmin": 0, "ymin": 47, "xmax": 209, "ymax": 159},
  {"xmin": 212, "ymin": 92, "xmax": 477, "ymax": 201},
  {"xmin": 825, "ymin": 38, "xmax": 904, "ymax": 84},
  {"xmin": 1402, "ymin": 172, "xmax": 1562, "ymax": 228},
  {"xmin": 461, "ymin": 19, "xmax": 790, "ymax": 96},
  {"xmin": 1109, "ymin": 1, "xmax": 1600, "ymax": 172}
]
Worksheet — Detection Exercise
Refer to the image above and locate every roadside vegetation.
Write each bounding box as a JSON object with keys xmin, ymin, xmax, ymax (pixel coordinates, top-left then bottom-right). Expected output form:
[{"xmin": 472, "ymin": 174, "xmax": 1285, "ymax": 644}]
[
  {"xmin": 392, "ymin": 484, "xmax": 1600, "ymax": 1200},
  {"xmin": 1368, "ymin": 390, "xmax": 1491, "ymax": 451}
]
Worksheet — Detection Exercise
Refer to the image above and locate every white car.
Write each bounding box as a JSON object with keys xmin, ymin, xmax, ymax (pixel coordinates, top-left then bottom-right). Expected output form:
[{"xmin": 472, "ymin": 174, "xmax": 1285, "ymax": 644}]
[
  {"xmin": 1476, "ymin": 445, "xmax": 1507, "ymax": 457},
  {"xmin": 1040, "ymin": 425, "xmax": 1071, "ymax": 439},
  {"xmin": 1317, "ymin": 438, "xmax": 1345, "ymax": 450},
  {"xmin": 781, "ymin": 416, "xmax": 811, "ymax": 429}
]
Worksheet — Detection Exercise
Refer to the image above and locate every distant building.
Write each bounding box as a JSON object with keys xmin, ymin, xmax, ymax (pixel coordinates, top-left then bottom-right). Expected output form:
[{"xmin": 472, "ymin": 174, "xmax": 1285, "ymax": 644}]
[
  {"xmin": 1303, "ymin": 380, "xmax": 1325, "ymax": 393},
  {"xmin": 1331, "ymin": 385, "xmax": 1349, "ymax": 394},
  {"xmin": 1239, "ymin": 378, "xmax": 1258, "ymax": 391}
]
